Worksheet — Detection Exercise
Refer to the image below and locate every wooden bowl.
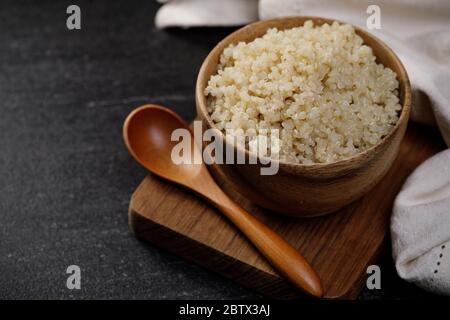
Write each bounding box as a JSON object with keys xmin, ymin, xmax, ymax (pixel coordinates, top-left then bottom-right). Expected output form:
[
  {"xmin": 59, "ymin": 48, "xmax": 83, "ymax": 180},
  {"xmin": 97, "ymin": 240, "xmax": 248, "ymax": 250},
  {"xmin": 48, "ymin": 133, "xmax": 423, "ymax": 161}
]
[{"xmin": 195, "ymin": 16, "xmax": 411, "ymax": 217}]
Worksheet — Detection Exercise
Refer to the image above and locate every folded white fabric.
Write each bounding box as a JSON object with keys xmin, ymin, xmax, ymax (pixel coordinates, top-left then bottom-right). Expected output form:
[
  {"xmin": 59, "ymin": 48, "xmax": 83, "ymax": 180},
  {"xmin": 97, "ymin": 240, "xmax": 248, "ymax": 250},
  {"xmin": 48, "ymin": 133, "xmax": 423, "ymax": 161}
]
[
  {"xmin": 155, "ymin": 0, "xmax": 450, "ymax": 295},
  {"xmin": 155, "ymin": 0, "xmax": 259, "ymax": 28},
  {"xmin": 392, "ymin": 149, "xmax": 450, "ymax": 295}
]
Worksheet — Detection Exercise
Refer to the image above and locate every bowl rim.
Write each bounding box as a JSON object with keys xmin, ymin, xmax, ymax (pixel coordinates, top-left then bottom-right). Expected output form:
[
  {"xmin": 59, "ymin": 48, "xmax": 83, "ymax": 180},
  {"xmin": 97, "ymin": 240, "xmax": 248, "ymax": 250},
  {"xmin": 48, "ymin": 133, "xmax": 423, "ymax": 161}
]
[{"xmin": 196, "ymin": 16, "xmax": 411, "ymax": 170}]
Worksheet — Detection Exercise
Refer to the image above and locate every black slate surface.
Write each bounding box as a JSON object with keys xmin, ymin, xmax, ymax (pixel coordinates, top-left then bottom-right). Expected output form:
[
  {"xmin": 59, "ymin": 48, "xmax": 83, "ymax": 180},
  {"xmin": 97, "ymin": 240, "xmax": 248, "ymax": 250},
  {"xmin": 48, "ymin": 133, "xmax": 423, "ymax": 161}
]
[{"xmin": 0, "ymin": 0, "xmax": 439, "ymax": 299}]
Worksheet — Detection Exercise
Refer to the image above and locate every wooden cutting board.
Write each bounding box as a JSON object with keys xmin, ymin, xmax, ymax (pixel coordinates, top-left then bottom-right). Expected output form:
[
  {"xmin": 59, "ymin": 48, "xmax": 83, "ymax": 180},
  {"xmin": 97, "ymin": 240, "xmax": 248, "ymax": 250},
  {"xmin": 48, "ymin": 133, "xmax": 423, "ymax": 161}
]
[{"xmin": 128, "ymin": 123, "xmax": 444, "ymax": 299}]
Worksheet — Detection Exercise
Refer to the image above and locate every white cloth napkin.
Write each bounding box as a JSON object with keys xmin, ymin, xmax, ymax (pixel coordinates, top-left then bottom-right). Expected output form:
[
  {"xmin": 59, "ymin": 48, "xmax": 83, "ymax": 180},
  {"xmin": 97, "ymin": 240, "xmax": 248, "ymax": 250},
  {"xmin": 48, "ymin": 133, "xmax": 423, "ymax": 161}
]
[
  {"xmin": 155, "ymin": 0, "xmax": 259, "ymax": 28},
  {"xmin": 155, "ymin": 0, "xmax": 450, "ymax": 295}
]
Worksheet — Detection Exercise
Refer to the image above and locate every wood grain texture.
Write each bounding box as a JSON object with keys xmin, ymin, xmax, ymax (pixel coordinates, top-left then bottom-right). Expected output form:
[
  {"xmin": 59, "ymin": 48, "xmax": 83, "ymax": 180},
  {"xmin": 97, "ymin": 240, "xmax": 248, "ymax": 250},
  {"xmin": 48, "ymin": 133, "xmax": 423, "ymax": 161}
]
[{"xmin": 129, "ymin": 123, "xmax": 444, "ymax": 299}]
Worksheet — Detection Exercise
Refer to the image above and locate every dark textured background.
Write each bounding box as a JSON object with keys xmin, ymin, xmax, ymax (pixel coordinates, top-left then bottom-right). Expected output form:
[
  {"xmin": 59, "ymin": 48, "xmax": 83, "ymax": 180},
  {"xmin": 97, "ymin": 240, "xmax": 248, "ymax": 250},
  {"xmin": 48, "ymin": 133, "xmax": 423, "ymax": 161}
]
[{"xmin": 0, "ymin": 0, "xmax": 439, "ymax": 299}]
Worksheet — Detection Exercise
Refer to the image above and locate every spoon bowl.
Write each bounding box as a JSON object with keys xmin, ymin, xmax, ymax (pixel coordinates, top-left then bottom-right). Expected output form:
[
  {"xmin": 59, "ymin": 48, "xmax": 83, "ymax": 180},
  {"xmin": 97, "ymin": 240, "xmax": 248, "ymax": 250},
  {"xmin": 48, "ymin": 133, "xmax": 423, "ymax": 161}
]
[{"xmin": 123, "ymin": 105, "xmax": 202, "ymax": 185}]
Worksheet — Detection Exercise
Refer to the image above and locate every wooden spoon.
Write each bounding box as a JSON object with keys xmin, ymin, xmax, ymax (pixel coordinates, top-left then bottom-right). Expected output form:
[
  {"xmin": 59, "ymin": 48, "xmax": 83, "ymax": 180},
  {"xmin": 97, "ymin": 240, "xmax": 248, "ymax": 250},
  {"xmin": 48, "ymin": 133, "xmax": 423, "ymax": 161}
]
[{"xmin": 123, "ymin": 104, "xmax": 324, "ymax": 298}]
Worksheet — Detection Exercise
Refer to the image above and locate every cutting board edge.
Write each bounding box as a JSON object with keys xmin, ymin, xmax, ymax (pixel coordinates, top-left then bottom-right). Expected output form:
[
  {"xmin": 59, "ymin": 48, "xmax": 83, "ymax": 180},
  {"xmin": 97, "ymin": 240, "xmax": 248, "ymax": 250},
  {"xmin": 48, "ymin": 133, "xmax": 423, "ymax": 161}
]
[
  {"xmin": 128, "ymin": 205, "xmax": 297, "ymax": 298},
  {"xmin": 128, "ymin": 195, "xmax": 361, "ymax": 299}
]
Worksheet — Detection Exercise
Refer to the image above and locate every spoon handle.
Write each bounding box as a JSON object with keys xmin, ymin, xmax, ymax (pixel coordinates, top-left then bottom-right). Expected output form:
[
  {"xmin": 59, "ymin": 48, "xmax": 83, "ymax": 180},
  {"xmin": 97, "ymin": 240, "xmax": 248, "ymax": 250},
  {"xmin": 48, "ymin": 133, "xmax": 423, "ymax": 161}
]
[{"xmin": 206, "ymin": 189, "xmax": 324, "ymax": 298}]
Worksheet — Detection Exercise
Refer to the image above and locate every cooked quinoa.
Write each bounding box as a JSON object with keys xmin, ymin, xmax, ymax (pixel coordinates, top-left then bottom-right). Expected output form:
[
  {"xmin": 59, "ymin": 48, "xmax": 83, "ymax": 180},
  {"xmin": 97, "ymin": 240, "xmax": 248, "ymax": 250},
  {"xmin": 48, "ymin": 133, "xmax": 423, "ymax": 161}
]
[{"xmin": 204, "ymin": 20, "xmax": 401, "ymax": 164}]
